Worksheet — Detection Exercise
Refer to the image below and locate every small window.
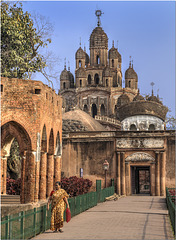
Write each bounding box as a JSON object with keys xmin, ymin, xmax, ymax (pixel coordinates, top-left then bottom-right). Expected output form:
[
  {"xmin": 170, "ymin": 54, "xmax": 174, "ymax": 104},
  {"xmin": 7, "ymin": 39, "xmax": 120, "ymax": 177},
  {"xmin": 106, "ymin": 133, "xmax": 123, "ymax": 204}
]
[
  {"xmin": 79, "ymin": 60, "xmax": 82, "ymax": 68},
  {"xmin": 112, "ymin": 59, "xmax": 114, "ymax": 67},
  {"xmin": 97, "ymin": 55, "xmax": 100, "ymax": 64},
  {"xmin": 106, "ymin": 79, "xmax": 108, "ymax": 86},
  {"xmin": 1, "ymin": 84, "xmax": 3, "ymax": 92},
  {"xmin": 52, "ymin": 97, "xmax": 53, "ymax": 103},
  {"xmin": 46, "ymin": 93, "xmax": 48, "ymax": 99},
  {"xmin": 130, "ymin": 124, "xmax": 137, "ymax": 131},
  {"xmin": 149, "ymin": 124, "xmax": 155, "ymax": 131},
  {"xmin": 57, "ymin": 101, "xmax": 58, "ymax": 106},
  {"xmin": 80, "ymin": 80, "xmax": 82, "ymax": 87},
  {"xmin": 35, "ymin": 89, "xmax": 41, "ymax": 94},
  {"xmin": 63, "ymin": 82, "xmax": 66, "ymax": 89},
  {"xmin": 129, "ymin": 81, "xmax": 131, "ymax": 88}
]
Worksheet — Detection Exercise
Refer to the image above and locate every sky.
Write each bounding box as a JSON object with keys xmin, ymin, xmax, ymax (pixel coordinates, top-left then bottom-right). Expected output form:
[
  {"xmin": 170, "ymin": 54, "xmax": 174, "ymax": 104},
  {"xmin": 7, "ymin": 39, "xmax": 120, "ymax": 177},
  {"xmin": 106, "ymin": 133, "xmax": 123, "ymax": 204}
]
[{"xmin": 22, "ymin": 1, "xmax": 175, "ymax": 116}]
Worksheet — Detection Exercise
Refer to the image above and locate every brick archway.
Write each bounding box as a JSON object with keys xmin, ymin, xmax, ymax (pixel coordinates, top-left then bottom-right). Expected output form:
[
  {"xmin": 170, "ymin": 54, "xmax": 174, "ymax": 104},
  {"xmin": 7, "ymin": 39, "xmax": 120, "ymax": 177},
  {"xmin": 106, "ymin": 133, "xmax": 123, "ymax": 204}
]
[{"xmin": 1, "ymin": 121, "xmax": 33, "ymax": 203}]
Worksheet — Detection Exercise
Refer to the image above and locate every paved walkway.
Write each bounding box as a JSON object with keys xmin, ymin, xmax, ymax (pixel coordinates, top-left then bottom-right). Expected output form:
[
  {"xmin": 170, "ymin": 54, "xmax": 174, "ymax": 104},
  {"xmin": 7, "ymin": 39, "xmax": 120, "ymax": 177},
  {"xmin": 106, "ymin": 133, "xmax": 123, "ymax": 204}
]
[{"xmin": 33, "ymin": 196, "xmax": 174, "ymax": 240}]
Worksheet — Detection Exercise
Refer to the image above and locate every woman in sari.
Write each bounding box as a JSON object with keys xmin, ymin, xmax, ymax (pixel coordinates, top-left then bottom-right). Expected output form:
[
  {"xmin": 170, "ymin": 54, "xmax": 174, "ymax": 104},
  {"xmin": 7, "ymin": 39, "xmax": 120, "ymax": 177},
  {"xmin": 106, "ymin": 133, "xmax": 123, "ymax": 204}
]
[{"xmin": 47, "ymin": 181, "xmax": 70, "ymax": 232}]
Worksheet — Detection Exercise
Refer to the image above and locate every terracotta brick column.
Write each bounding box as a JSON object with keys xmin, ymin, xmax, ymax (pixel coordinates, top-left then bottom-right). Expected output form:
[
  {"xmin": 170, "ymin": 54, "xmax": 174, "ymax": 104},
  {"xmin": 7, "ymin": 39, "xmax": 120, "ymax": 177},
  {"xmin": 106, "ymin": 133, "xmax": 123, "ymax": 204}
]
[
  {"xmin": 150, "ymin": 162, "xmax": 155, "ymax": 196},
  {"xmin": 160, "ymin": 151, "xmax": 166, "ymax": 196},
  {"xmin": 34, "ymin": 160, "xmax": 40, "ymax": 202},
  {"xmin": 125, "ymin": 162, "xmax": 130, "ymax": 196},
  {"xmin": 26, "ymin": 151, "xmax": 35, "ymax": 203},
  {"xmin": 47, "ymin": 154, "xmax": 54, "ymax": 198},
  {"xmin": 155, "ymin": 151, "xmax": 160, "ymax": 196},
  {"xmin": 39, "ymin": 152, "xmax": 47, "ymax": 200},
  {"xmin": 54, "ymin": 156, "xmax": 61, "ymax": 185},
  {"xmin": 121, "ymin": 152, "xmax": 126, "ymax": 195},
  {"xmin": 2, "ymin": 157, "xmax": 7, "ymax": 194},
  {"xmin": 116, "ymin": 152, "xmax": 121, "ymax": 195},
  {"xmin": 20, "ymin": 151, "xmax": 26, "ymax": 203}
]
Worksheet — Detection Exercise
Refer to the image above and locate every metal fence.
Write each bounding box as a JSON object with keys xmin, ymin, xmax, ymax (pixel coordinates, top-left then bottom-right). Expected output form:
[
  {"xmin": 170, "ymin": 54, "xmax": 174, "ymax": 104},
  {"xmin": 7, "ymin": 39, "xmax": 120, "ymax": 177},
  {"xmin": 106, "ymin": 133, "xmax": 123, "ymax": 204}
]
[
  {"xmin": 1, "ymin": 180, "xmax": 114, "ymax": 239},
  {"xmin": 166, "ymin": 187, "xmax": 175, "ymax": 234}
]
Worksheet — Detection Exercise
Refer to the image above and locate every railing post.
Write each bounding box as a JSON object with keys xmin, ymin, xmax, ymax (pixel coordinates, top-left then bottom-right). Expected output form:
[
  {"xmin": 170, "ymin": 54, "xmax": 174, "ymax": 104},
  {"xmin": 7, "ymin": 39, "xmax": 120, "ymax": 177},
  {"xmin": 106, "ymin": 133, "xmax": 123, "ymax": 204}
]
[
  {"xmin": 43, "ymin": 205, "xmax": 47, "ymax": 232},
  {"xmin": 33, "ymin": 208, "xmax": 36, "ymax": 236},
  {"xmin": 6, "ymin": 215, "xmax": 9, "ymax": 240},
  {"xmin": 20, "ymin": 211, "xmax": 24, "ymax": 239},
  {"xmin": 9, "ymin": 215, "xmax": 13, "ymax": 240}
]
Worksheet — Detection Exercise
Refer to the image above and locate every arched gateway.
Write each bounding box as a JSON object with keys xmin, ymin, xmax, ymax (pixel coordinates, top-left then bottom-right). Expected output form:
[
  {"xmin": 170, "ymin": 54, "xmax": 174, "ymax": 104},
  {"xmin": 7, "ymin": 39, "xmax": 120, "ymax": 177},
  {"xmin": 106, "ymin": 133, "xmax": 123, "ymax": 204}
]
[{"xmin": 1, "ymin": 77, "xmax": 62, "ymax": 203}]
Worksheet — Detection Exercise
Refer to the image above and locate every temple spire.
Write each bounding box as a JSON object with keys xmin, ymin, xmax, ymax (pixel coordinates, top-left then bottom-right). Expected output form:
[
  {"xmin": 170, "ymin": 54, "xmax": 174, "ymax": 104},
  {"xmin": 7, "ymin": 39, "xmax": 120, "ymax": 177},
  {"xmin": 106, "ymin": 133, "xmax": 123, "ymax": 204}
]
[
  {"xmin": 64, "ymin": 58, "xmax": 66, "ymax": 70},
  {"xmin": 129, "ymin": 56, "xmax": 132, "ymax": 68},
  {"xmin": 150, "ymin": 82, "xmax": 155, "ymax": 95},
  {"xmin": 112, "ymin": 40, "xmax": 114, "ymax": 48},
  {"xmin": 95, "ymin": 9, "xmax": 104, "ymax": 27},
  {"xmin": 68, "ymin": 61, "xmax": 70, "ymax": 71}
]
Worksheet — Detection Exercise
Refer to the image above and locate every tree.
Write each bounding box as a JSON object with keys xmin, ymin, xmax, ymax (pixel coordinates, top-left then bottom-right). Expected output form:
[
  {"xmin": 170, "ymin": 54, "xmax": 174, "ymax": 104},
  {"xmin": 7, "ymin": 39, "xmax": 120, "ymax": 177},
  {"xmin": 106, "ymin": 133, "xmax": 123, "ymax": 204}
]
[
  {"xmin": 166, "ymin": 114, "xmax": 176, "ymax": 130},
  {"xmin": 1, "ymin": 1, "xmax": 58, "ymax": 85}
]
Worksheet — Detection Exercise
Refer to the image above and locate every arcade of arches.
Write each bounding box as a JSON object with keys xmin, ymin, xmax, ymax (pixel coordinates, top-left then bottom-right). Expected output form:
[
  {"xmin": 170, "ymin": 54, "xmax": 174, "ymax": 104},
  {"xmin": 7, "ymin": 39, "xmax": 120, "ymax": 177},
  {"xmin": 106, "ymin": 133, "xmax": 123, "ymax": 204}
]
[{"xmin": 1, "ymin": 77, "xmax": 62, "ymax": 203}]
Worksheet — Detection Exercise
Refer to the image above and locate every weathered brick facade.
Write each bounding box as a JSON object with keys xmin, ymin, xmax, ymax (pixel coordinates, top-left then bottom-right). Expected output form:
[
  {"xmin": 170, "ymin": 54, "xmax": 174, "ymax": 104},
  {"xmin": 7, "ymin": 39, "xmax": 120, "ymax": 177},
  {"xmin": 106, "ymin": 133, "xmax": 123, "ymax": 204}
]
[{"xmin": 1, "ymin": 77, "xmax": 62, "ymax": 203}]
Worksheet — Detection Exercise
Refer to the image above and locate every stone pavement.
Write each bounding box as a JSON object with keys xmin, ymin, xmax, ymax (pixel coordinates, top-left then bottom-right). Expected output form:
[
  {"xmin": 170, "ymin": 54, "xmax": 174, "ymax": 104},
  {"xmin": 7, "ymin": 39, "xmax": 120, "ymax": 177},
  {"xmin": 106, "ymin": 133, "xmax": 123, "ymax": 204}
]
[{"xmin": 33, "ymin": 196, "xmax": 174, "ymax": 240}]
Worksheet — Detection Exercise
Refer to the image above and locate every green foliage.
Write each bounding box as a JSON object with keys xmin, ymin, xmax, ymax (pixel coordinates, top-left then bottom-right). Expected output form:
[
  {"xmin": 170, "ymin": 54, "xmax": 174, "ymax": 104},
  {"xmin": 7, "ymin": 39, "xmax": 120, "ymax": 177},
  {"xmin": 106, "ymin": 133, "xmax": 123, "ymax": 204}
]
[{"xmin": 1, "ymin": 1, "xmax": 51, "ymax": 79}]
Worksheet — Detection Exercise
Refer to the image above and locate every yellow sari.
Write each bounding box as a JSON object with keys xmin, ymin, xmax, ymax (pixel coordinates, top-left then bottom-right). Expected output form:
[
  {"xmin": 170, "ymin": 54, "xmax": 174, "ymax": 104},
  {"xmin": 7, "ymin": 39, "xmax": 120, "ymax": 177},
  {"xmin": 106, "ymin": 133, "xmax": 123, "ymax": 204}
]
[{"xmin": 50, "ymin": 188, "xmax": 69, "ymax": 231}]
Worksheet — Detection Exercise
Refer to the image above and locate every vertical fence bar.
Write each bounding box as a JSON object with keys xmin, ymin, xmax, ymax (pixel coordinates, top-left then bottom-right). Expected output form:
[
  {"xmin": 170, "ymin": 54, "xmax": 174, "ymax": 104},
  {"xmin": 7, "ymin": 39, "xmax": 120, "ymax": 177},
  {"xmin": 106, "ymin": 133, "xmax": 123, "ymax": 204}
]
[
  {"xmin": 33, "ymin": 208, "xmax": 36, "ymax": 237},
  {"xmin": 5, "ymin": 215, "xmax": 9, "ymax": 240},
  {"xmin": 20, "ymin": 211, "xmax": 24, "ymax": 240},
  {"xmin": 43, "ymin": 205, "xmax": 46, "ymax": 232}
]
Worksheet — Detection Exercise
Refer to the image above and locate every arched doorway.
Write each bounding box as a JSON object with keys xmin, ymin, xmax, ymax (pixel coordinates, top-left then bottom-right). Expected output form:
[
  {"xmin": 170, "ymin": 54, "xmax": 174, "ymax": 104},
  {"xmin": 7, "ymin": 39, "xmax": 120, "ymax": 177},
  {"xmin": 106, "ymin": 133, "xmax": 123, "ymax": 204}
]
[
  {"xmin": 101, "ymin": 104, "xmax": 105, "ymax": 116},
  {"xmin": 94, "ymin": 74, "xmax": 99, "ymax": 85},
  {"xmin": 88, "ymin": 75, "xmax": 91, "ymax": 85},
  {"xmin": 83, "ymin": 104, "xmax": 88, "ymax": 113},
  {"xmin": 1, "ymin": 121, "xmax": 32, "ymax": 203},
  {"xmin": 91, "ymin": 104, "xmax": 97, "ymax": 118},
  {"xmin": 47, "ymin": 128, "xmax": 54, "ymax": 197}
]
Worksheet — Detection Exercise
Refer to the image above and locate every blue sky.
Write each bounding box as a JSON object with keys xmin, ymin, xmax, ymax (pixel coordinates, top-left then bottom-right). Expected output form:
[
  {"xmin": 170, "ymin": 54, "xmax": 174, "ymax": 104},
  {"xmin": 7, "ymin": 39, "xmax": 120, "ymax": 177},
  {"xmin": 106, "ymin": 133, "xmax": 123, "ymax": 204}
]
[{"xmin": 23, "ymin": 1, "xmax": 175, "ymax": 116}]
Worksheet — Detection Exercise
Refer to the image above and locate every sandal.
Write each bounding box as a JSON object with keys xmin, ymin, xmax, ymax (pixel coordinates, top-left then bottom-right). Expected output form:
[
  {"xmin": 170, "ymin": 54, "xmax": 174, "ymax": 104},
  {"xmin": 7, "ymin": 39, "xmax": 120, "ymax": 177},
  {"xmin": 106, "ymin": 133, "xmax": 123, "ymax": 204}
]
[{"xmin": 59, "ymin": 229, "xmax": 64, "ymax": 233}]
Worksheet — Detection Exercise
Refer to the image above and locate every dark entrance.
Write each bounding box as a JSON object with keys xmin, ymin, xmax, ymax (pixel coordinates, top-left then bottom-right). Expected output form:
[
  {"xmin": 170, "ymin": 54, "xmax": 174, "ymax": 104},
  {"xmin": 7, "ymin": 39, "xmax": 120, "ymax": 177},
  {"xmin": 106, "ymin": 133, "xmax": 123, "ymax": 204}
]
[
  {"xmin": 91, "ymin": 104, "xmax": 97, "ymax": 118},
  {"xmin": 131, "ymin": 166, "xmax": 150, "ymax": 194}
]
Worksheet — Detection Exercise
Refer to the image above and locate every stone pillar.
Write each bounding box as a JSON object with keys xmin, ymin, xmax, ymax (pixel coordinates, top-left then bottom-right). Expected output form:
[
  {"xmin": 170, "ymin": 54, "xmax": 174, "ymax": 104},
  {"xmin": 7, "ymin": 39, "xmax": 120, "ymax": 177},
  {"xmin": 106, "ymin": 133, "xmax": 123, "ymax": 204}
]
[
  {"xmin": 20, "ymin": 151, "xmax": 26, "ymax": 203},
  {"xmin": 150, "ymin": 162, "xmax": 155, "ymax": 196},
  {"xmin": 125, "ymin": 162, "xmax": 130, "ymax": 196},
  {"xmin": 54, "ymin": 156, "xmax": 61, "ymax": 186},
  {"xmin": 39, "ymin": 152, "xmax": 47, "ymax": 200},
  {"xmin": 121, "ymin": 152, "xmax": 126, "ymax": 195},
  {"xmin": 26, "ymin": 151, "xmax": 35, "ymax": 203},
  {"xmin": 155, "ymin": 151, "xmax": 160, "ymax": 196},
  {"xmin": 116, "ymin": 152, "xmax": 121, "ymax": 195},
  {"xmin": 47, "ymin": 154, "xmax": 54, "ymax": 198},
  {"xmin": 160, "ymin": 151, "xmax": 166, "ymax": 196},
  {"xmin": 1, "ymin": 157, "xmax": 3, "ymax": 194}
]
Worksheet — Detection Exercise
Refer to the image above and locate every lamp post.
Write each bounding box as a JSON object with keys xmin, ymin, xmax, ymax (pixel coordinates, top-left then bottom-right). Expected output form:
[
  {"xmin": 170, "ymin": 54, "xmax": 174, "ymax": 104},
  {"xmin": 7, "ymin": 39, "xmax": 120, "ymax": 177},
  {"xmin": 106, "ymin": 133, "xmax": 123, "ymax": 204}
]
[{"xmin": 103, "ymin": 160, "xmax": 109, "ymax": 188}]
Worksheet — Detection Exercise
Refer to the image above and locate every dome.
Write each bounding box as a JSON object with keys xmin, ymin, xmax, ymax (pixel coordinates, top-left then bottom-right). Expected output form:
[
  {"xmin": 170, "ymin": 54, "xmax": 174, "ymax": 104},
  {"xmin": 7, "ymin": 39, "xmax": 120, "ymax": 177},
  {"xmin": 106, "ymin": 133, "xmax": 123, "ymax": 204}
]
[
  {"xmin": 76, "ymin": 67, "xmax": 86, "ymax": 78},
  {"xmin": 62, "ymin": 109, "xmax": 106, "ymax": 131},
  {"xmin": 75, "ymin": 47, "xmax": 85, "ymax": 59},
  {"xmin": 133, "ymin": 91, "xmax": 145, "ymax": 101},
  {"xmin": 90, "ymin": 27, "xmax": 108, "ymax": 48},
  {"xmin": 117, "ymin": 94, "xmax": 130, "ymax": 107},
  {"xmin": 60, "ymin": 69, "xmax": 70, "ymax": 81},
  {"xmin": 108, "ymin": 48, "xmax": 122, "ymax": 62},
  {"xmin": 125, "ymin": 66, "xmax": 138, "ymax": 80},
  {"xmin": 103, "ymin": 66, "xmax": 113, "ymax": 77}
]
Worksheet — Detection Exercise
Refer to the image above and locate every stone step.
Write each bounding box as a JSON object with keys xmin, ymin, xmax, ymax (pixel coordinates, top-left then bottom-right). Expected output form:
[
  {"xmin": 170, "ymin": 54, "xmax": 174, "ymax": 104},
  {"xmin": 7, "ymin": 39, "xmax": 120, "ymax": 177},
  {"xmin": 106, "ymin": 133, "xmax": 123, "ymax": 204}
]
[{"xmin": 1, "ymin": 195, "xmax": 20, "ymax": 204}]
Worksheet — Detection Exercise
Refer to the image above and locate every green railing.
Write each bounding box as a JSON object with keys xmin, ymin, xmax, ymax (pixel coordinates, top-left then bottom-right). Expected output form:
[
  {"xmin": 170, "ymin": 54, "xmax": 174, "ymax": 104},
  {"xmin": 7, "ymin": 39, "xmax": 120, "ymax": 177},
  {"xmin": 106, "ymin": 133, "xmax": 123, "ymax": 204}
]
[
  {"xmin": 166, "ymin": 187, "xmax": 175, "ymax": 234},
  {"xmin": 1, "ymin": 179, "xmax": 114, "ymax": 239}
]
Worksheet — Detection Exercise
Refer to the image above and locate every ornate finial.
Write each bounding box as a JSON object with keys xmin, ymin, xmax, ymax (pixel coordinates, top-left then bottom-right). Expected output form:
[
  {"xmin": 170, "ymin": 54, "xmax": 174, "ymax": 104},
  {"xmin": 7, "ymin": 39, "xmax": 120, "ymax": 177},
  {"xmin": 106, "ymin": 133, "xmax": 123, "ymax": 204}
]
[
  {"xmin": 68, "ymin": 61, "xmax": 70, "ymax": 71},
  {"xmin": 112, "ymin": 40, "xmax": 114, "ymax": 48},
  {"xmin": 132, "ymin": 59, "xmax": 133, "ymax": 68},
  {"xmin": 129, "ymin": 56, "xmax": 132, "ymax": 67},
  {"xmin": 95, "ymin": 9, "xmax": 104, "ymax": 27},
  {"xmin": 157, "ymin": 89, "xmax": 159, "ymax": 98},
  {"xmin": 64, "ymin": 58, "xmax": 66, "ymax": 70},
  {"xmin": 150, "ymin": 82, "xmax": 155, "ymax": 95},
  {"xmin": 117, "ymin": 40, "xmax": 118, "ymax": 50},
  {"xmin": 84, "ymin": 44, "xmax": 86, "ymax": 52},
  {"xmin": 138, "ymin": 89, "xmax": 140, "ymax": 94},
  {"xmin": 80, "ymin": 37, "xmax": 81, "ymax": 47}
]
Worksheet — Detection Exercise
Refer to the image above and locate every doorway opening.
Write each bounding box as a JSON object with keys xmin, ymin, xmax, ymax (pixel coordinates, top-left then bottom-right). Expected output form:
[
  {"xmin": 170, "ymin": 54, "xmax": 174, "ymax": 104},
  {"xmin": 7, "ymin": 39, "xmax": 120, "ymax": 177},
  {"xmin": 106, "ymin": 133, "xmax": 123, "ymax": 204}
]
[{"xmin": 131, "ymin": 166, "xmax": 150, "ymax": 195}]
